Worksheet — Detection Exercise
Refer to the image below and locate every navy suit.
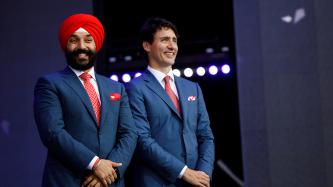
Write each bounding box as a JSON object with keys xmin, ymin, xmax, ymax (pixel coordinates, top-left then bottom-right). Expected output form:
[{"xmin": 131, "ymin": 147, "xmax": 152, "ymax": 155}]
[
  {"xmin": 34, "ymin": 67, "xmax": 137, "ymax": 187},
  {"xmin": 126, "ymin": 70, "xmax": 214, "ymax": 187}
]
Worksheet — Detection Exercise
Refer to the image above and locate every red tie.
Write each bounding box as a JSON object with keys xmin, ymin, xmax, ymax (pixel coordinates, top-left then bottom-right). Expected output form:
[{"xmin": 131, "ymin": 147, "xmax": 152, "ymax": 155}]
[
  {"xmin": 80, "ymin": 72, "xmax": 101, "ymax": 125},
  {"xmin": 164, "ymin": 75, "xmax": 181, "ymax": 115}
]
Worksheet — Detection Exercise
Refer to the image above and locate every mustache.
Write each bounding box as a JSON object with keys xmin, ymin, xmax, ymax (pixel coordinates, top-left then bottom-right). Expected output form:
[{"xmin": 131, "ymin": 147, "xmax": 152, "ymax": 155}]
[{"xmin": 71, "ymin": 49, "xmax": 95, "ymax": 57}]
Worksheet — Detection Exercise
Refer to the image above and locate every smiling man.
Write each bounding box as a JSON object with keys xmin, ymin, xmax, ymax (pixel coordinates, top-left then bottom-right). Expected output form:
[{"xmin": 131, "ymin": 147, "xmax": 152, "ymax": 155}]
[
  {"xmin": 34, "ymin": 13, "xmax": 137, "ymax": 187},
  {"xmin": 126, "ymin": 17, "xmax": 215, "ymax": 187}
]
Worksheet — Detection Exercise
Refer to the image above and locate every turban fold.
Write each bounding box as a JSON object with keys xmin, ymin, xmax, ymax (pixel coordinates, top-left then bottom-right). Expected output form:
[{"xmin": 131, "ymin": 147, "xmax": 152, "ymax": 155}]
[{"xmin": 59, "ymin": 14, "xmax": 105, "ymax": 52}]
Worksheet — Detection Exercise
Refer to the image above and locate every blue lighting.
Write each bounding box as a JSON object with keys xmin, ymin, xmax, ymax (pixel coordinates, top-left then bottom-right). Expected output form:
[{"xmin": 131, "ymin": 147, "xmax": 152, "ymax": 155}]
[
  {"xmin": 110, "ymin": 75, "xmax": 119, "ymax": 81},
  {"xmin": 111, "ymin": 64, "xmax": 232, "ymax": 83},
  {"xmin": 134, "ymin": 72, "xmax": 142, "ymax": 78},
  {"xmin": 196, "ymin": 67, "xmax": 206, "ymax": 76},
  {"xmin": 173, "ymin": 69, "xmax": 181, "ymax": 77},
  {"xmin": 208, "ymin": 65, "xmax": 218, "ymax": 75},
  {"xmin": 122, "ymin": 74, "xmax": 131, "ymax": 83},
  {"xmin": 124, "ymin": 55, "xmax": 132, "ymax": 61},
  {"xmin": 184, "ymin": 68, "xmax": 193, "ymax": 77},
  {"xmin": 221, "ymin": 64, "xmax": 231, "ymax": 74}
]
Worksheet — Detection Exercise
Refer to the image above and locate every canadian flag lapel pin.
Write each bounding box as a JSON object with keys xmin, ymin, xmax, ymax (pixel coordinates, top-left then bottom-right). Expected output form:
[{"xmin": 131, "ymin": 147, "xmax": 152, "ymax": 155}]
[
  {"xmin": 110, "ymin": 93, "xmax": 121, "ymax": 101},
  {"xmin": 187, "ymin": 96, "xmax": 196, "ymax": 101}
]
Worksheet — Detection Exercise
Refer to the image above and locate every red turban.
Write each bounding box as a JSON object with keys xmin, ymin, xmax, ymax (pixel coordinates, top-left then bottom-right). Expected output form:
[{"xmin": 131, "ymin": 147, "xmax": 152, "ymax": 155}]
[{"xmin": 58, "ymin": 14, "xmax": 105, "ymax": 52}]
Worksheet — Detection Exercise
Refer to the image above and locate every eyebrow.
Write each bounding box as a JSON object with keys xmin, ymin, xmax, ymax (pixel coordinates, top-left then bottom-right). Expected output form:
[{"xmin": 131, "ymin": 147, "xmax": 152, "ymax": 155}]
[{"xmin": 159, "ymin": 36, "xmax": 176, "ymax": 39}]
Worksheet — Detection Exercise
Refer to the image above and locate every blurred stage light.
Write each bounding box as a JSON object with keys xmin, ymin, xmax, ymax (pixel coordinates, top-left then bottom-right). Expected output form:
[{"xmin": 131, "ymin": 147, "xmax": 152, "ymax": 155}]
[
  {"xmin": 115, "ymin": 64, "xmax": 232, "ymax": 83},
  {"xmin": 184, "ymin": 68, "xmax": 193, "ymax": 77},
  {"xmin": 196, "ymin": 67, "xmax": 206, "ymax": 76},
  {"xmin": 208, "ymin": 65, "xmax": 218, "ymax": 75},
  {"xmin": 221, "ymin": 64, "xmax": 231, "ymax": 74},
  {"xmin": 173, "ymin": 69, "xmax": 181, "ymax": 77},
  {"xmin": 122, "ymin": 74, "xmax": 131, "ymax": 83},
  {"xmin": 109, "ymin": 57, "xmax": 117, "ymax": 63},
  {"xmin": 110, "ymin": 75, "xmax": 119, "ymax": 81},
  {"xmin": 124, "ymin": 55, "xmax": 132, "ymax": 61},
  {"xmin": 205, "ymin": 47, "xmax": 214, "ymax": 54},
  {"xmin": 134, "ymin": 72, "xmax": 142, "ymax": 78},
  {"xmin": 221, "ymin": 46, "xmax": 229, "ymax": 52}
]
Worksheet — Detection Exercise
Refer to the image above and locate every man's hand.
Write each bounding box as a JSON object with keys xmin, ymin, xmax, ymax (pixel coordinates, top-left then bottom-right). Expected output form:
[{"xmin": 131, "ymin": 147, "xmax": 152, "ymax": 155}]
[
  {"xmin": 81, "ymin": 174, "xmax": 104, "ymax": 187},
  {"xmin": 182, "ymin": 168, "xmax": 210, "ymax": 187},
  {"xmin": 92, "ymin": 159, "xmax": 122, "ymax": 186}
]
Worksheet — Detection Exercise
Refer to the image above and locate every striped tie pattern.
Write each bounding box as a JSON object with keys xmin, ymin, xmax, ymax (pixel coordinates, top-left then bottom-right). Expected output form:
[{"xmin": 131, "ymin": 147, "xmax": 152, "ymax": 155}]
[
  {"xmin": 164, "ymin": 75, "xmax": 181, "ymax": 115},
  {"xmin": 80, "ymin": 72, "xmax": 101, "ymax": 125}
]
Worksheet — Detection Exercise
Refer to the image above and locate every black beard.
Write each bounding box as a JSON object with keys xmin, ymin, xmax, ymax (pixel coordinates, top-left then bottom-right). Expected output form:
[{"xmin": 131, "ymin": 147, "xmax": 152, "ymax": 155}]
[{"xmin": 65, "ymin": 49, "xmax": 97, "ymax": 71}]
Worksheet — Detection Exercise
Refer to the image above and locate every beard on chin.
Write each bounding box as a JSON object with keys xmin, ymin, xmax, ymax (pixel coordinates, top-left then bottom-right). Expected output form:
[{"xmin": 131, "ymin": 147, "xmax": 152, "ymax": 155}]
[{"xmin": 65, "ymin": 49, "xmax": 97, "ymax": 71}]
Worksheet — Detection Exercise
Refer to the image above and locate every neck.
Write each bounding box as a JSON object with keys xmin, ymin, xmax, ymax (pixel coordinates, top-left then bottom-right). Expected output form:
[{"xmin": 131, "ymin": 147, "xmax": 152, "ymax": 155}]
[
  {"xmin": 149, "ymin": 64, "xmax": 171, "ymax": 75},
  {"xmin": 84, "ymin": 67, "xmax": 93, "ymax": 73}
]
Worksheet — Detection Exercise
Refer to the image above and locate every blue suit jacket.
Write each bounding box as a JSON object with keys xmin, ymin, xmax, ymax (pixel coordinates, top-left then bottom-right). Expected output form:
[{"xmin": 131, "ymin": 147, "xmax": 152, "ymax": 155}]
[
  {"xmin": 126, "ymin": 70, "xmax": 214, "ymax": 187},
  {"xmin": 34, "ymin": 67, "xmax": 137, "ymax": 187}
]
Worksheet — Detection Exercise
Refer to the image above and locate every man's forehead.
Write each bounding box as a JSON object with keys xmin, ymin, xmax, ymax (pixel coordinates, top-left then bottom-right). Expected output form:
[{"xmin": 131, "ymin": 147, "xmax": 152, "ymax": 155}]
[
  {"xmin": 71, "ymin": 27, "xmax": 92, "ymax": 36},
  {"xmin": 76, "ymin": 27, "xmax": 89, "ymax": 33},
  {"xmin": 156, "ymin": 32, "xmax": 177, "ymax": 39},
  {"xmin": 70, "ymin": 30, "xmax": 92, "ymax": 38}
]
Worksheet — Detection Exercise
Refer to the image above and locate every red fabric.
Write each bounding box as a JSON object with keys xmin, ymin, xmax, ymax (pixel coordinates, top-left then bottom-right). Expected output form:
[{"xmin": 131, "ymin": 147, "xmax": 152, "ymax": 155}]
[
  {"xmin": 164, "ymin": 76, "xmax": 181, "ymax": 115},
  {"xmin": 110, "ymin": 93, "xmax": 121, "ymax": 101},
  {"xmin": 80, "ymin": 72, "xmax": 101, "ymax": 125},
  {"xmin": 59, "ymin": 14, "xmax": 105, "ymax": 52}
]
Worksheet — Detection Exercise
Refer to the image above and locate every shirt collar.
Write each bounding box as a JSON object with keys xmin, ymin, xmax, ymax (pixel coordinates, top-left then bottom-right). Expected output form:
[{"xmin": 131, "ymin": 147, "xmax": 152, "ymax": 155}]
[
  {"xmin": 147, "ymin": 66, "xmax": 175, "ymax": 83},
  {"xmin": 69, "ymin": 66, "xmax": 97, "ymax": 81}
]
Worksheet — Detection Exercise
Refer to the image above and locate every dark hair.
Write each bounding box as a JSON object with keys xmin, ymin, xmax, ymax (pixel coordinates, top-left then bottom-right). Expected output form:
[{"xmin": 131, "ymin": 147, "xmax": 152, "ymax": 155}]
[{"xmin": 139, "ymin": 17, "xmax": 179, "ymax": 60}]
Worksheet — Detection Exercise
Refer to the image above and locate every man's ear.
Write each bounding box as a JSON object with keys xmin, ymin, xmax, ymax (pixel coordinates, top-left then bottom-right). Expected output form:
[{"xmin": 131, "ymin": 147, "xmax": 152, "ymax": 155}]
[{"xmin": 142, "ymin": 41, "xmax": 151, "ymax": 52}]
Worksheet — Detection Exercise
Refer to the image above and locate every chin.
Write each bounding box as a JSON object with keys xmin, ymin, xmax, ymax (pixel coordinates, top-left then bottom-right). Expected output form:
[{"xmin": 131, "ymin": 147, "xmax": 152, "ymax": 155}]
[
  {"xmin": 76, "ymin": 60, "xmax": 90, "ymax": 65},
  {"xmin": 168, "ymin": 61, "xmax": 175, "ymax": 66}
]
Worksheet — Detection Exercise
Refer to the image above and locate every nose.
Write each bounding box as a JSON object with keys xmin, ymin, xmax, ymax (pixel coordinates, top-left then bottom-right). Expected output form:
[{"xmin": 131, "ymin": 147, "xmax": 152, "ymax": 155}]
[
  {"xmin": 167, "ymin": 41, "xmax": 177, "ymax": 50},
  {"xmin": 77, "ymin": 40, "xmax": 87, "ymax": 50}
]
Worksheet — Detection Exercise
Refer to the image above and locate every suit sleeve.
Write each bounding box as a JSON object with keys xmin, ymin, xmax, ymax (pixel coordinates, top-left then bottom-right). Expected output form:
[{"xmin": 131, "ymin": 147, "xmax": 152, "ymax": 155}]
[
  {"xmin": 195, "ymin": 83, "xmax": 215, "ymax": 177},
  {"xmin": 33, "ymin": 77, "xmax": 96, "ymax": 171},
  {"xmin": 126, "ymin": 82, "xmax": 185, "ymax": 183},
  {"xmin": 106, "ymin": 84, "xmax": 138, "ymax": 178}
]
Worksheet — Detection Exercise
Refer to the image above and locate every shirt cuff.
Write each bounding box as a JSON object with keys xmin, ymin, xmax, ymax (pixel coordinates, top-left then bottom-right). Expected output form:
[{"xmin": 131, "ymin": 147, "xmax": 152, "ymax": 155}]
[
  {"xmin": 178, "ymin": 165, "xmax": 188, "ymax": 179},
  {"xmin": 87, "ymin": 156, "xmax": 99, "ymax": 170}
]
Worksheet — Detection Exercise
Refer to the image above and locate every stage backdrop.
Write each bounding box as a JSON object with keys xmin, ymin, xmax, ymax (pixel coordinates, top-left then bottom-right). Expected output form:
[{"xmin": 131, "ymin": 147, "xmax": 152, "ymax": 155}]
[
  {"xmin": 234, "ymin": 0, "xmax": 333, "ymax": 186},
  {"xmin": 0, "ymin": 0, "xmax": 92, "ymax": 186}
]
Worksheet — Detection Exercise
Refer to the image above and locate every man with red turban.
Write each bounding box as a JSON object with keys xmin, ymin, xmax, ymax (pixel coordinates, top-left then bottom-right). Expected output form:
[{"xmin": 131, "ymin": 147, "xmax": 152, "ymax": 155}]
[{"xmin": 34, "ymin": 13, "xmax": 137, "ymax": 187}]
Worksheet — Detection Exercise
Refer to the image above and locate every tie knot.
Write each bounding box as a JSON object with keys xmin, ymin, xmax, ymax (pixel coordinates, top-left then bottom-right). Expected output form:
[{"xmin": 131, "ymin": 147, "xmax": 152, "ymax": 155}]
[
  {"xmin": 164, "ymin": 75, "xmax": 171, "ymax": 83},
  {"xmin": 80, "ymin": 72, "xmax": 92, "ymax": 81}
]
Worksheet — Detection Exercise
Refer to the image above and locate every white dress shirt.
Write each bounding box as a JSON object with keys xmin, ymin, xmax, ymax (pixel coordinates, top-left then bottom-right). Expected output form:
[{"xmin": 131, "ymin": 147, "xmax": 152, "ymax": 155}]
[{"xmin": 147, "ymin": 66, "xmax": 179, "ymax": 98}]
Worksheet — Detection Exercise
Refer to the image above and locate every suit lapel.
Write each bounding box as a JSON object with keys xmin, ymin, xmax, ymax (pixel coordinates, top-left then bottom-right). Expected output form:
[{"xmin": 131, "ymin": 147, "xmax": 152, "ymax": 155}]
[
  {"xmin": 144, "ymin": 71, "xmax": 181, "ymax": 119},
  {"xmin": 62, "ymin": 68, "xmax": 98, "ymax": 126},
  {"xmin": 175, "ymin": 76, "xmax": 188, "ymax": 122},
  {"xmin": 96, "ymin": 75, "xmax": 114, "ymax": 130}
]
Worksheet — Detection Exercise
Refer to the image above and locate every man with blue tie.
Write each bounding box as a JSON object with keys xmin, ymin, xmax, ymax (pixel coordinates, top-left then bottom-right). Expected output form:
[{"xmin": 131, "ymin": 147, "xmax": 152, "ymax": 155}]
[
  {"xmin": 126, "ymin": 17, "xmax": 215, "ymax": 187},
  {"xmin": 34, "ymin": 14, "xmax": 137, "ymax": 187}
]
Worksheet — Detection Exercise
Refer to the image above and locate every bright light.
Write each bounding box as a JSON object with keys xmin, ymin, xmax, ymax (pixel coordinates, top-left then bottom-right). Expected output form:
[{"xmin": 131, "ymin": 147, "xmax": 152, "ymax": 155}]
[
  {"xmin": 110, "ymin": 75, "xmax": 118, "ymax": 81},
  {"xmin": 109, "ymin": 57, "xmax": 117, "ymax": 63},
  {"xmin": 124, "ymin": 55, "xmax": 132, "ymax": 61},
  {"xmin": 221, "ymin": 64, "xmax": 231, "ymax": 74},
  {"xmin": 173, "ymin": 69, "xmax": 181, "ymax": 77},
  {"xmin": 196, "ymin": 67, "xmax": 206, "ymax": 76},
  {"xmin": 221, "ymin": 46, "xmax": 229, "ymax": 52},
  {"xmin": 122, "ymin": 74, "xmax": 131, "ymax": 83},
  {"xmin": 184, "ymin": 68, "xmax": 193, "ymax": 77},
  {"xmin": 134, "ymin": 72, "xmax": 142, "ymax": 78},
  {"xmin": 205, "ymin": 48, "xmax": 214, "ymax": 54},
  {"xmin": 208, "ymin": 65, "xmax": 218, "ymax": 75}
]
